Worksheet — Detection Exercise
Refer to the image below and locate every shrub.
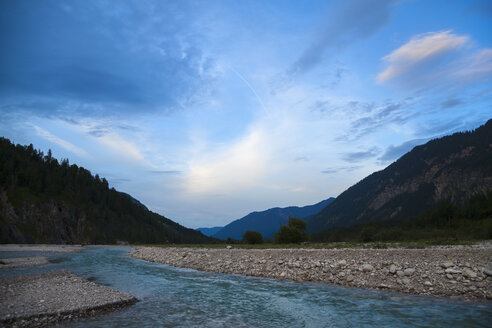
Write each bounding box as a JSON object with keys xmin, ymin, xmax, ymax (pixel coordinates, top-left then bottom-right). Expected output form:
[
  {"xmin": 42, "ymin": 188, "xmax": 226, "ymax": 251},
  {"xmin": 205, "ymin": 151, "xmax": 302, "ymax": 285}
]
[{"xmin": 242, "ymin": 230, "xmax": 263, "ymax": 244}]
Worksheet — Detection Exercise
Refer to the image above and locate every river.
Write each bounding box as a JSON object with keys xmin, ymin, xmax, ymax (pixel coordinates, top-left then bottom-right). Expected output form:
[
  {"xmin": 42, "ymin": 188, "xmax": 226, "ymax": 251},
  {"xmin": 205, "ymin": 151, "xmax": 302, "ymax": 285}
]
[{"xmin": 1, "ymin": 247, "xmax": 491, "ymax": 327}]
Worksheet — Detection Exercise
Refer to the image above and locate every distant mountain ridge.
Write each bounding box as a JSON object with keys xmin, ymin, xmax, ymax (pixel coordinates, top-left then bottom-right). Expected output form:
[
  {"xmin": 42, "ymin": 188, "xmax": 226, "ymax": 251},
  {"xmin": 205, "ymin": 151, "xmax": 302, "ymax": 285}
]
[
  {"xmin": 214, "ymin": 198, "xmax": 335, "ymax": 240},
  {"xmin": 196, "ymin": 226, "xmax": 223, "ymax": 237},
  {"xmin": 308, "ymin": 119, "xmax": 492, "ymax": 234},
  {"xmin": 0, "ymin": 138, "xmax": 211, "ymax": 244}
]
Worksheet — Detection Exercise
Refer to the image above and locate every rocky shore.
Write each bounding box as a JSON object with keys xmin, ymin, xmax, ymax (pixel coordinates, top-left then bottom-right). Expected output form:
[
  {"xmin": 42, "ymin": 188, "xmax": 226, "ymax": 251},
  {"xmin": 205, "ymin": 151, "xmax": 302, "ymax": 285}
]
[
  {"xmin": 130, "ymin": 246, "xmax": 492, "ymax": 302},
  {"xmin": 0, "ymin": 270, "xmax": 138, "ymax": 327}
]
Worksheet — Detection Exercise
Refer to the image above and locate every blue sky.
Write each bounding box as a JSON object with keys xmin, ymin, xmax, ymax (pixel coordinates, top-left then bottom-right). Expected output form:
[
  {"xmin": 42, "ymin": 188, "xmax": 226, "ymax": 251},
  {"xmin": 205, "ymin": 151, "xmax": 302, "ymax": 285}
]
[{"xmin": 1, "ymin": 0, "xmax": 491, "ymax": 228}]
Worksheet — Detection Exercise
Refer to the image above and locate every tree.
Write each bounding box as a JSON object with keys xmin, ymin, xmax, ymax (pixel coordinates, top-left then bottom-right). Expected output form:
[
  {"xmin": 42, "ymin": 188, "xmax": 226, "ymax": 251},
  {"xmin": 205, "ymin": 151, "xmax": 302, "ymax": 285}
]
[
  {"xmin": 287, "ymin": 217, "xmax": 307, "ymax": 230},
  {"xmin": 274, "ymin": 217, "xmax": 307, "ymax": 244},
  {"xmin": 359, "ymin": 222, "xmax": 377, "ymax": 242},
  {"xmin": 242, "ymin": 230, "xmax": 263, "ymax": 244}
]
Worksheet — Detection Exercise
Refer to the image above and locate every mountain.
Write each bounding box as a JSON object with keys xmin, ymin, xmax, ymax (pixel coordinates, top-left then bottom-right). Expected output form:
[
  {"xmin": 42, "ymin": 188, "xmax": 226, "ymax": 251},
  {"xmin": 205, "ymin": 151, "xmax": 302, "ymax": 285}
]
[
  {"xmin": 308, "ymin": 119, "xmax": 492, "ymax": 234},
  {"xmin": 213, "ymin": 198, "xmax": 335, "ymax": 240},
  {"xmin": 196, "ymin": 226, "xmax": 223, "ymax": 237},
  {"xmin": 0, "ymin": 138, "xmax": 211, "ymax": 244}
]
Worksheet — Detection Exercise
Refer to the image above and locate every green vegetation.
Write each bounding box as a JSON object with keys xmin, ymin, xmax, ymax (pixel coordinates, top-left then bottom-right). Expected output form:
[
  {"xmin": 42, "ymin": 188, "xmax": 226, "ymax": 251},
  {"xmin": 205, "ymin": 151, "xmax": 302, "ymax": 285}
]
[
  {"xmin": 311, "ymin": 191, "xmax": 492, "ymax": 243},
  {"xmin": 242, "ymin": 230, "xmax": 263, "ymax": 244},
  {"xmin": 0, "ymin": 138, "xmax": 211, "ymax": 244},
  {"xmin": 274, "ymin": 217, "xmax": 308, "ymax": 244},
  {"xmin": 139, "ymin": 239, "xmax": 481, "ymax": 250}
]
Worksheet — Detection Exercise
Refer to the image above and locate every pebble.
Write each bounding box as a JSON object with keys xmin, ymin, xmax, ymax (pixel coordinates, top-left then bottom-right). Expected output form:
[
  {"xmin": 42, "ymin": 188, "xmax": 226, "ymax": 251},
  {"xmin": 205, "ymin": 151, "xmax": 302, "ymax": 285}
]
[
  {"xmin": 404, "ymin": 268, "xmax": 415, "ymax": 276},
  {"xmin": 362, "ymin": 264, "xmax": 374, "ymax": 272},
  {"xmin": 463, "ymin": 268, "xmax": 477, "ymax": 279},
  {"xmin": 441, "ymin": 261, "xmax": 454, "ymax": 268}
]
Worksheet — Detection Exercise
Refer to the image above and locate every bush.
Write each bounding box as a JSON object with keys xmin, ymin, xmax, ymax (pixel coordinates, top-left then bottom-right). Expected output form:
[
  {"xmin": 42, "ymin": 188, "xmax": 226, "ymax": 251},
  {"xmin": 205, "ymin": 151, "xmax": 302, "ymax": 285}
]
[
  {"xmin": 242, "ymin": 230, "xmax": 263, "ymax": 244},
  {"xmin": 359, "ymin": 222, "xmax": 377, "ymax": 242}
]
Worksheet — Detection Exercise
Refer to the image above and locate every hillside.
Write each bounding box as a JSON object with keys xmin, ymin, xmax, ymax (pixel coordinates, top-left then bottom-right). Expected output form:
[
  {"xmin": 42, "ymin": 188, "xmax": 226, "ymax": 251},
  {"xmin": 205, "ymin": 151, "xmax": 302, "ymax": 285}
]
[
  {"xmin": 214, "ymin": 198, "xmax": 334, "ymax": 240},
  {"xmin": 196, "ymin": 226, "xmax": 223, "ymax": 237},
  {"xmin": 0, "ymin": 138, "xmax": 211, "ymax": 244},
  {"xmin": 308, "ymin": 119, "xmax": 492, "ymax": 234}
]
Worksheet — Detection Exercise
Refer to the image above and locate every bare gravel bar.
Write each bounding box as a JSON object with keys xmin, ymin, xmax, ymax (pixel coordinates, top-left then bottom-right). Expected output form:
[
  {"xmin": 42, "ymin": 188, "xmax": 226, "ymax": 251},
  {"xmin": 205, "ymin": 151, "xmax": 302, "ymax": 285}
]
[
  {"xmin": 0, "ymin": 257, "xmax": 49, "ymax": 269},
  {"xmin": 130, "ymin": 246, "xmax": 492, "ymax": 302},
  {"xmin": 0, "ymin": 271, "xmax": 138, "ymax": 327},
  {"xmin": 0, "ymin": 244, "xmax": 83, "ymax": 253}
]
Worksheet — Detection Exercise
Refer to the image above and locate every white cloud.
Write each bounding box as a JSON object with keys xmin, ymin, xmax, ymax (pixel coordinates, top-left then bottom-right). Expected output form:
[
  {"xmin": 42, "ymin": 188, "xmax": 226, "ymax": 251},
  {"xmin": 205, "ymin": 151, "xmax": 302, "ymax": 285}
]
[
  {"xmin": 96, "ymin": 132, "xmax": 145, "ymax": 163},
  {"xmin": 31, "ymin": 124, "xmax": 91, "ymax": 158},
  {"xmin": 186, "ymin": 128, "xmax": 269, "ymax": 194},
  {"xmin": 377, "ymin": 30, "xmax": 468, "ymax": 83},
  {"xmin": 63, "ymin": 118, "xmax": 149, "ymax": 167}
]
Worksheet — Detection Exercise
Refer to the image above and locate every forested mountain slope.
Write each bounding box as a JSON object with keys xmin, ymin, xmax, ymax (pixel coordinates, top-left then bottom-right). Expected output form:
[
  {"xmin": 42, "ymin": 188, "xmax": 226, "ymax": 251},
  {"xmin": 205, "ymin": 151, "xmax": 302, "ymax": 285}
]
[{"xmin": 0, "ymin": 138, "xmax": 211, "ymax": 244}]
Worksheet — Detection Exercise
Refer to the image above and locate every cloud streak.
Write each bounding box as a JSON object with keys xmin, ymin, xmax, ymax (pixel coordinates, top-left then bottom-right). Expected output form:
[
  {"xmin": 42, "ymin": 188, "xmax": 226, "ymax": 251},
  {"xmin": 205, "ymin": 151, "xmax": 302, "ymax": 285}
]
[
  {"xmin": 31, "ymin": 124, "xmax": 90, "ymax": 158},
  {"xmin": 378, "ymin": 138, "xmax": 429, "ymax": 163},
  {"xmin": 342, "ymin": 147, "xmax": 380, "ymax": 163},
  {"xmin": 288, "ymin": 0, "xmax": 395, "ymax": 77}
]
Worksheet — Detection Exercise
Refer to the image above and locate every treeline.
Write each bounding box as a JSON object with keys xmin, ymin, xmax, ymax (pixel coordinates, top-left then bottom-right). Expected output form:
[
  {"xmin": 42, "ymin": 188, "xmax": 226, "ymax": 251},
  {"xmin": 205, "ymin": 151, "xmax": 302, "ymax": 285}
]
[
  {"xmin": 0, "ymin": 138, "xmax": 210, "ymax": 244},
  {"xmin": 311, "ymin": 191, "xmax": 492, "ymax": 243}
]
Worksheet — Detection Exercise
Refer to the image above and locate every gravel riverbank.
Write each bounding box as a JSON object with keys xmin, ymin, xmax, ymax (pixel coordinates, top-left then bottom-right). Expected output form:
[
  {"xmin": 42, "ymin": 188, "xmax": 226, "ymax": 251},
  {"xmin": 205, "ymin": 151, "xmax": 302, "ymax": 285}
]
[
  {"xmin": 0, "ymin": 270, "xmax": 138, "ymax": 327},
  {"xmin": 130, "ymin": 246, "xmax": 492, "ymax": 302},
  {"xmin": 0, "ymin": 244, "xmax": 83, "ymax": 253},
  {"xmin": 0, "ymin": 257, "xmax": 49, "ymax": 269}
]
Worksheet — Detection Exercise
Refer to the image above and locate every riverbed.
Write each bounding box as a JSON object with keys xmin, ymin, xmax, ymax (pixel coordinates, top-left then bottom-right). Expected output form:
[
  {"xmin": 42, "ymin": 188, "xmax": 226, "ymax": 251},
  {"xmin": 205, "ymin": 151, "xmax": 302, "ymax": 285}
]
[{"xmin": 1, "ymin": 247, "xmax": 491, "ymax": 327}]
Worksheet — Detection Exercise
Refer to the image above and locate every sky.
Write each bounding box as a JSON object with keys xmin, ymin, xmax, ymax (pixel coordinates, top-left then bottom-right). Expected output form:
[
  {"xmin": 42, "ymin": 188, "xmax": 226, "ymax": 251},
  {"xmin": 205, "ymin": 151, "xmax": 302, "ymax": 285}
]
[{"xmin": 1, "ymin": 0, "xmax": 491, "ymax": 229}]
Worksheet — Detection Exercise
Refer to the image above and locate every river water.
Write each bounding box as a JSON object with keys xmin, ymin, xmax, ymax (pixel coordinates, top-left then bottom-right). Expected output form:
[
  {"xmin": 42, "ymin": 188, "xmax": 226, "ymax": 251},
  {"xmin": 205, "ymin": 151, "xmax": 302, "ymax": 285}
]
[{"xmin": 1, "ymin": 247, "xmax": 491, "ymax": 327}]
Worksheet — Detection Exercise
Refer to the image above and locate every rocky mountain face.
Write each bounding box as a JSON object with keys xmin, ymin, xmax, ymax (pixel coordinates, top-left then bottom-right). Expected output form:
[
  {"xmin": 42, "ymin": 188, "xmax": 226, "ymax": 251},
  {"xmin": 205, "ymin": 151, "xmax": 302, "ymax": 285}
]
[
  {"xmin": 0, "ymin": 138, "xmax": 211, "ymax": 244},
  {"xmin": 308, "ymin": 119, "xmax": 492, "ymax": 234},
  {"xmin": 214, "ymin": 198, "xmax": 335, "ymax": 240}
]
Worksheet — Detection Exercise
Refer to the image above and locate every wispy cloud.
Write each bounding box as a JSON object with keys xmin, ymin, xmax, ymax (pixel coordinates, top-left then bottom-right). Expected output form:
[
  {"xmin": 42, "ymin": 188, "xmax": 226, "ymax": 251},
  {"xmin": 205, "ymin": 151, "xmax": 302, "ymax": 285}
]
[
  {"xmin": 451, "ymin": 48, "xmax": 492, "ymax": 81},
  {"xmin": 441, "ymin": 98, "xmax": 462, "ymax": 109},
  {"xmin": 31, "ymin": 124, "xmax": 90, "ymax": 158},
  {"xmin": 378, "ymin": 138, "xmax": 429, "ymax": 163},
  {"xmin": 149, "ymin": 170, "xmax": 182, "ymax": 175},
  {"xmin": 321, "ymin": 165, "xmax": 363, "ymax": 175},
  {"xmin": 341, "ymin": 146, "xmax": 380, "ymax": 163},
  {"xmin": 377, "ymin": 30, "xmax": 468, "ymax": 83},
  {"xmin": 294, "ymin": 156, "xmax": 309, "ymax": 162},
  {"xmin": 337, "ymin": 99, "xmax": 411, "ymax": 141},
  {"xmin": 287, "ymin": 0, "xmax": 395, "ymax": 78}
]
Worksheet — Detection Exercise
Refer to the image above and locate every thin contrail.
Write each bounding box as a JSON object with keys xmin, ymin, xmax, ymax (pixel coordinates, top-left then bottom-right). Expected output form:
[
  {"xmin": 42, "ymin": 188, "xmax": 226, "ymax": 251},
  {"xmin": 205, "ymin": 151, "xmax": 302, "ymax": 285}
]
[{"xmin": 228, "ymin": 66, "xmax": 268, "ymax": 115}]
